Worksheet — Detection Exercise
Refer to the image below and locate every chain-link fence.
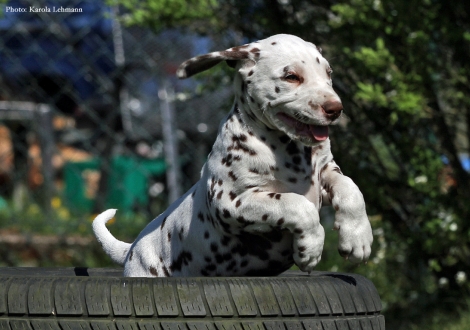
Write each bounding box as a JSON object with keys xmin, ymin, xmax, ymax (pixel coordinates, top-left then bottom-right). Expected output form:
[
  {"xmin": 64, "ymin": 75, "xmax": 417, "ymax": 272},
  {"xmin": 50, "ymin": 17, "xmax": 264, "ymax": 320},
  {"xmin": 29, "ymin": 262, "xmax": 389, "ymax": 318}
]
[{"xmin": 0, "ymin": 0, "xmax": 233, "ymax": 254}]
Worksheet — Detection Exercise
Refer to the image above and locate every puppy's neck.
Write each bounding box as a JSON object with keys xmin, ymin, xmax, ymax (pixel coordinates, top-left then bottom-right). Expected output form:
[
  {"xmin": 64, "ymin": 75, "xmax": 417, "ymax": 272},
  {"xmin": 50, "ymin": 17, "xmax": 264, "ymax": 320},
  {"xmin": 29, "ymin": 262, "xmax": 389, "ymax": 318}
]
[{"xmin": 228, "ymin": 102, "xmax": 319, "ymax": 156}]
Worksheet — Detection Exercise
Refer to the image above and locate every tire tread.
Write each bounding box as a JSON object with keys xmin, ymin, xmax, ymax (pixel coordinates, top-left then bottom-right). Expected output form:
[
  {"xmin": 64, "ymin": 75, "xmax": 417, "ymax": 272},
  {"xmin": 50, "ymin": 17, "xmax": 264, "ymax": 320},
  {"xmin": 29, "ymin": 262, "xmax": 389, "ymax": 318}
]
[{"xmin": 0, "ymin": 268, "xmax": 385, "ymax": 329}]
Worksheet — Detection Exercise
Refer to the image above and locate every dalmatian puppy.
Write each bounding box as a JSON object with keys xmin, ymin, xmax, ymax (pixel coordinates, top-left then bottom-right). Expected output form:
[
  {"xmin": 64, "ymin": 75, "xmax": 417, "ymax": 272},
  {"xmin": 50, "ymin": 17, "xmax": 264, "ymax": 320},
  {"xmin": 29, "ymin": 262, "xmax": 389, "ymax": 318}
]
[{"xmin": 93, "ymin": 34, "xmax": 373, "ymax": 277}]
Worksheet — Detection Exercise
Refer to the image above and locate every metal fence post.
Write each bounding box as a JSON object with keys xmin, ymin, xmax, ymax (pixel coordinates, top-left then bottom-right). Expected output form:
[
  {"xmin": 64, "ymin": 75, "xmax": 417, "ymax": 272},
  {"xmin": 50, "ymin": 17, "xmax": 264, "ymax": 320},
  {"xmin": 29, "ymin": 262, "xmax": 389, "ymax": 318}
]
[
  {"xmin": 159, "ymin": 80, "xmax": 181, "ymax": 204},
  {"xmin": 34, "ymin": 104, "xmax": 55, "ymax": 211}
]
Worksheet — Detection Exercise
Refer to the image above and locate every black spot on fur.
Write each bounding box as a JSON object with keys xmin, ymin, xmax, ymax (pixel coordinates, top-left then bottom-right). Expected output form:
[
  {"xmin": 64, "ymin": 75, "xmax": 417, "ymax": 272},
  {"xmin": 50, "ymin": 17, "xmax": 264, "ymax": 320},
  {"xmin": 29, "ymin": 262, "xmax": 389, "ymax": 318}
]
[
  {"xmin": 228, "ymin": 171, "xmax": 238, "ymax": 181},
  {"xmin": 279, "ymin": 135, "xmax": 290, "ymax": 144},
  {"xmin": 229, "ymin": 191, "xmax": 237, "ymax": 200},
  {"xmin": 231, "ymin": 244, "xmax": 248, "ymax": 257},
  {"xmin": 128, "ymin": 250, "xmax": 133, "ymax": 261},
  {"xmin": 149, "ymin": 266, "xmax": 159, "ymax": 276},
  {"xmin": 198, "ymin": 212, "xmax": 204, "ymax": 222},
  {"xmin": 277, "ymin": 218, "xmax": 285, "ymax": 226},
  {"xmin": 240, "ymin": 260, "xmax": 248, "ymax": 267},
  {"xmin": 235, "ymin": 199, "xmax": 242, "ymax": 208},
  {"xmin": 221, "ymin": 154, "xmax": 234, "ymax": 167},
  {"xmin": 319, "ymin": 164, "xmax": 329, "ymax": 175},
  {"xmin": 210, "ymin": 242, "xmax": 218, "ymax": 253},
  {"xmin": 304, "ymin": 147, "xmax": 312, "ymax": 165},
  {"xmin": 162, "ymin": 265, "xmax": 170, "ymax": 277},
  {"xmin": 217, "ymin": 190, "xmax": 223, "ymax": 199},
  {"xmin": 205, "ymin": 264, "xmax": 216, "ymax": 271},
  {"xmin": 221, "ymin": 236, "xmax": 231, "ymax": 246},
  {"xmin": 215, "ymin": 254, "xmax": 224, "ymax": 264},
  {"xmin": 204, "ymin": 231, "xmax": 210, "ymax": 239},
  {"xmin": 178, "ymin": 227, "xmax": 184, "ymax": 240},
  {"xmin": 275, "ymin": 86, "xmax": 280, "ymax": 93},
  {"xmin": 286, "ymin": 141, "xmax": 300, "ymax": 155},
  {"xmin": 262, "ymin": 214, "xmax": 269, "ymax": 221},
  {"xmin": 292, "ymin": 156, "xmax": 301, "ymax": 165},
  {"xmin": 229, "ymin": 134, "xmax": 256, "ymax": 155},
  {"xmin": 161, "ymin": 216, "xmax": 168, "ymax": 230},
  {"xmin": 170, "ymin": 250, "xmax": 193, "ymax": 272},
  {"xmin": 288, "ymin": 177, "xmax": 297, "ymax": 183},
  {"xmin": 248, "ymin": 70, "xmax": 254, "ymax": 76},
  {"xmin": 167, "ymin": 232, "xmax": 172, "ymax": 242}
]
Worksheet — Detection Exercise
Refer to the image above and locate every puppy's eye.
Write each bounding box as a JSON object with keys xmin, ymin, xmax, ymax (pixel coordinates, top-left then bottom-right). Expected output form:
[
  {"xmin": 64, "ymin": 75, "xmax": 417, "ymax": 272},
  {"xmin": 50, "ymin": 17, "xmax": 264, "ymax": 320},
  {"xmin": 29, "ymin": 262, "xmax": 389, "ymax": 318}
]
[
  {"xmin": 284, "ymin": 73, "xmax": 301, "ymax": 83},
  {"xmin": 327, "ymin": 67, "xmax": 333, "ymax": 76}
]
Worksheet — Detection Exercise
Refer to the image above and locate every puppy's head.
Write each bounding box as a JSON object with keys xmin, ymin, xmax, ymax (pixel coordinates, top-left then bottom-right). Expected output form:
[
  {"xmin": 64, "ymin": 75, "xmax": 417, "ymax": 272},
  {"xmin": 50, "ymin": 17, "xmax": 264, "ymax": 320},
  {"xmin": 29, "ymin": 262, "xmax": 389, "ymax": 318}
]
[{"xmin": 177, "ymin": 34, "xmax": 342, "ymax": 146}]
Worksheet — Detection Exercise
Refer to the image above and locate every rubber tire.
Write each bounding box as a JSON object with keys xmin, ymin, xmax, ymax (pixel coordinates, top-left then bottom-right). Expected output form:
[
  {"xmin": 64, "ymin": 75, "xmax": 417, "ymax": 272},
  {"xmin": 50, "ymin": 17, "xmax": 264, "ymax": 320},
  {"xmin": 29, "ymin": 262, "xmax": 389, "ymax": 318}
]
[{"xmin": 0, "ymin": 267, "xmax": 385, "ymax": 330}]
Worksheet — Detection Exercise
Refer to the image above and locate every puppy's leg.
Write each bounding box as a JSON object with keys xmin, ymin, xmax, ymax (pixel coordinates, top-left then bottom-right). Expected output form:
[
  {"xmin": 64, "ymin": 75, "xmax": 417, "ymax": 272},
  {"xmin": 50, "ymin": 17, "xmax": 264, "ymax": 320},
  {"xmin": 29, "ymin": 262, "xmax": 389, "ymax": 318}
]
[
  {"xmin": 321, "ymin": 162, "xmax": 373, "ymax": 263},
  {"xmin": 227, "ymin": 190, "xmax": 324, "ymax": 272}
]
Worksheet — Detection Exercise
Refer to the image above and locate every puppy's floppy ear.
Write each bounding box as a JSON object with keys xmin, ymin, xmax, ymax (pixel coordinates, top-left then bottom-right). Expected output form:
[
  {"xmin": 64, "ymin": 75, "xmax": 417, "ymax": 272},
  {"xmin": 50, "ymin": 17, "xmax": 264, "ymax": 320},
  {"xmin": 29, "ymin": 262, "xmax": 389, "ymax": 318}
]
[{"xmin": 177, "ymin": 44, "xmax": 260, "ymax": 79}]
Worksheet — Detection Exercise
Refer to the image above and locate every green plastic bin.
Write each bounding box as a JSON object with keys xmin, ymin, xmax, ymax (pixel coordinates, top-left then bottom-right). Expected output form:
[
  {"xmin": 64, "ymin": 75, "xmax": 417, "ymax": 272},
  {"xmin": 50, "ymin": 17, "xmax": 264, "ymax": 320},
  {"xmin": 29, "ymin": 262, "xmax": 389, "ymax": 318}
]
[{"xmin": 63, "ymin": 156, "xmax": 166, "ymax": 213}]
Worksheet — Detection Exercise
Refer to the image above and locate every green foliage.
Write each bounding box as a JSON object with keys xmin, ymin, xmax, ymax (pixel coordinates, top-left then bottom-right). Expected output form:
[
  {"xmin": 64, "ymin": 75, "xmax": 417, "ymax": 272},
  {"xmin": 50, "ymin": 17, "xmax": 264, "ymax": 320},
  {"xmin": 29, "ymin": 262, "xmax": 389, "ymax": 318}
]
[{"xmin": 107, "ymin": 0, "xmax": 218, "ymax": 31}]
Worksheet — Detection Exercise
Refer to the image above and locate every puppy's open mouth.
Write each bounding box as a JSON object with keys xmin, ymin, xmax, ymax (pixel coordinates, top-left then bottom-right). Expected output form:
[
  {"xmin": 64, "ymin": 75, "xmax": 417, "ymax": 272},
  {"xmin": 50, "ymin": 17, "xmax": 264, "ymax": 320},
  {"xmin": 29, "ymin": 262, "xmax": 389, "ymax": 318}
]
[{"xmin": 277, "ymin": 113, "xmax": 328, "ymax": 141}]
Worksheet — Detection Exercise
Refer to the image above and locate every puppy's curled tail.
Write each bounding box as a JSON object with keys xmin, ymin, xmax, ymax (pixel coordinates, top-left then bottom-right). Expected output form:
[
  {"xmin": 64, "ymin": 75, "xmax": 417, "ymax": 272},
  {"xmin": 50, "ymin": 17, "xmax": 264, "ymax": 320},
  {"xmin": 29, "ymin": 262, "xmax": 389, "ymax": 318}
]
[{"xmin": 92, "ymin": 209, "xmax": 131, "ymax": 266}]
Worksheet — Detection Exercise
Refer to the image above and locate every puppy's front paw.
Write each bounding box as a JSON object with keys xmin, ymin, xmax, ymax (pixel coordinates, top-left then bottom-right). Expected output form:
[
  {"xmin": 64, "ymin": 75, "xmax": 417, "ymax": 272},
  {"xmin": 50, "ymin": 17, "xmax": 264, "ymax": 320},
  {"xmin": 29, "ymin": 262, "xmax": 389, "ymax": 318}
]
[
  {"xmin": 336, "ymin": 217, "xmax": 373, "ymax": 263},
  {"xmin": 293, "ymin": 226, "xmax": 325, "ymax": 272}
]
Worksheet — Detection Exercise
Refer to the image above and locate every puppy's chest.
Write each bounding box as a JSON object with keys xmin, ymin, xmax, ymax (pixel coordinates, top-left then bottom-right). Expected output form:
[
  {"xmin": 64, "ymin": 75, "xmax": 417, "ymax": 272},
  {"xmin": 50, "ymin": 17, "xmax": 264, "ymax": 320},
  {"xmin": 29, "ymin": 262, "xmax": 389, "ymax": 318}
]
[
  {"xmin": 274, "ymin": 139, "xmax": 314, "ymax": 189},
  {"xmin": 210, "ymin": 121, "xmax": 326, "ymax": 198}
]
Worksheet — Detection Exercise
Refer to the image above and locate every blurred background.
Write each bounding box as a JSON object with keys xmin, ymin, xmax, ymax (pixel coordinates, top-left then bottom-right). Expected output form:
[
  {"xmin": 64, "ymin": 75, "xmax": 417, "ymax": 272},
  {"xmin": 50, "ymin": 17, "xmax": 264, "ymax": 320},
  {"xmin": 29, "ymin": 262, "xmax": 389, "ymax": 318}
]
[{"xmin": 0, "ymin": 0, "xmax": 469, "ymax": 328}]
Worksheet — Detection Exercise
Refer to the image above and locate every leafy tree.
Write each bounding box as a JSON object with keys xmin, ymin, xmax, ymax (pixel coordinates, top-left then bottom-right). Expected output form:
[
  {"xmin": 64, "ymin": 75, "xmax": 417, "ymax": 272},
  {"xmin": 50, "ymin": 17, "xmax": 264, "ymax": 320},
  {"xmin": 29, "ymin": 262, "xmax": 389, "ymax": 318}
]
[{"xmin": 107, "ymin": 0, "xmax": 218, "ymax": 31}]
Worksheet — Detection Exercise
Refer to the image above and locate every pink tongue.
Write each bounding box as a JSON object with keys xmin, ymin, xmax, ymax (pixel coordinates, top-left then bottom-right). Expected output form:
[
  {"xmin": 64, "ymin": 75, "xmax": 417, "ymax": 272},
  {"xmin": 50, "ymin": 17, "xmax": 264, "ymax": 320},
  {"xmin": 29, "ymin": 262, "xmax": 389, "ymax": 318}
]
[{"xmin": 310, "ymin": 125, "xmax": 328, "ymax": 141}]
